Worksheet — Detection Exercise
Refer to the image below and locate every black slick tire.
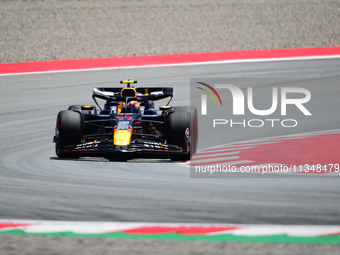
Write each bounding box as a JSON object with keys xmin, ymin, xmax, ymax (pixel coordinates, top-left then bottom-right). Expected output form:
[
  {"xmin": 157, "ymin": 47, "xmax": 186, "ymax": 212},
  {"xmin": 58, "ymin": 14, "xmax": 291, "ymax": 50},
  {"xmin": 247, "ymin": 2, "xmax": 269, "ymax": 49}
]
[
  {"xmin": 168, "ymin": 110, "xmax": 193, "ymax": 161},
  {"xmin": 56, "ymin": 110, "xmax": 82, "ymax": 158},
  {"xmin": 173, "ymin": 106, "xmax": 198, "ymax": 153}
]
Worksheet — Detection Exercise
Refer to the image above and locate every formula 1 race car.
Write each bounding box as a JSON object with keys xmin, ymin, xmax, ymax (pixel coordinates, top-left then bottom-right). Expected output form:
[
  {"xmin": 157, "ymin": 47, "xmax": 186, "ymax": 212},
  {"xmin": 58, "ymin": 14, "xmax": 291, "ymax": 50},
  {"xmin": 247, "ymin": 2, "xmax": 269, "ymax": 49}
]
[{"xmin": 53, "ymin": 80, "xmax": 198, "ymax": 161}]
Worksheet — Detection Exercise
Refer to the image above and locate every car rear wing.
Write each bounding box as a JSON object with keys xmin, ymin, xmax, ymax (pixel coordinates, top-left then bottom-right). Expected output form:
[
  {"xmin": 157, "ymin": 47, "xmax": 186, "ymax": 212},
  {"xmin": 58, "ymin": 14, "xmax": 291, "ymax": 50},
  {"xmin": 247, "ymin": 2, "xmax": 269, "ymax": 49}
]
[{"xmin": 92, "ymin": 87, "xmax": 173, "ymax": 108}]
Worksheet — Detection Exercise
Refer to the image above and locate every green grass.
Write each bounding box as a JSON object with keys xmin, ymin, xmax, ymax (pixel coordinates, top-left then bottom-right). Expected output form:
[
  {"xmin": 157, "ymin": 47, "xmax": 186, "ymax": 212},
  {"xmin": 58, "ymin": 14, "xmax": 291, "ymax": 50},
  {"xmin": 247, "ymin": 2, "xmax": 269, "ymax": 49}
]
[{"xmin": 1, "ymin": 230, "xmax": 340, "ymax": 245}]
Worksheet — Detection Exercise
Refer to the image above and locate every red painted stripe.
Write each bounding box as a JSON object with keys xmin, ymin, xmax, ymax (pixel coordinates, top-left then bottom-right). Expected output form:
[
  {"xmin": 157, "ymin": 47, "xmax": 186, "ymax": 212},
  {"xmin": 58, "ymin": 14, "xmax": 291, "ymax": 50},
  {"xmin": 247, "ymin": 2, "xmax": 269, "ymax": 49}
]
[
  {"xmin": 238, "ymin": 133, "xmax": 340, "ymax": 166},
  {"xmin": 123, "ymin": 226, "xmax": 242, "ymax": 235},
  {"xmin": 319, "ymin": 231, "xmax": 340, "ymax": 237},
  {"xmin": 190, "ymin": 159, "xmax": 249, "ymax": 167},
  {"xmin": 202, "ymin": 145, "xmax": 260, "ymax": 152},
  {"xmin": 191, "ymin": 154, "xmax": 239, "ymax": 161},
  {"xmin": 1, "ymin": 47, "xmax": 340, "ymax": 75},
  {"xmin": 195, "ymin": 148, "xmax": 251, "ymax": 156},
  {"xmin": 191, "ymin": 132, "xmax": 340, "ymax": 174},
  {"xmin": 0, "ymin": 223, "xmax": 33, "ymax": 229}
]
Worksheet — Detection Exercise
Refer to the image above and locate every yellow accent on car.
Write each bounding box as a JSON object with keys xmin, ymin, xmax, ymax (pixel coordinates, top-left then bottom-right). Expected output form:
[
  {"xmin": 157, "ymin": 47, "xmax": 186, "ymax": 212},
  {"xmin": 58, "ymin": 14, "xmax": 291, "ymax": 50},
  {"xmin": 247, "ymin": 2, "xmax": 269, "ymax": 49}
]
[
  {"xmin": 121, "ymin": 87, "xmax": 137, "ymax": 97},
  {"xmin": 120, "ymin": 80, "xmax": 137, "ymax": 84},
  {"xmin": 117, "ymin": 102, "xmax": 126, "ymax": 113},
  {"xmin": 114, "ymin": 130, "xmax": 132, "ymax": 145},
  {"xmin": 83, "ymin": 105, "xmax": 92, "ymax": 108},
  {"xmin": 159, "ymin": 106, "xmax": 172, "ymax": 111},
  {"xmin": 145, "ymin": 88, "xmax": 149, "ymax": 96}
]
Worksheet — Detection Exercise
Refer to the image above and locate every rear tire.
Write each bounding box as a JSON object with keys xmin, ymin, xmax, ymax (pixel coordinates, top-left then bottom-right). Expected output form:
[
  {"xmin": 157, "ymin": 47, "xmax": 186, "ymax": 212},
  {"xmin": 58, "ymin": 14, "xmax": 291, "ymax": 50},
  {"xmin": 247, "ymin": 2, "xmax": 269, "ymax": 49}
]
[
  {"xmin": 56, "ymin": 110, "xmax": 82, "ymax": 158},
  {"xmin": 168, "ymin": 110, "xmax": 193, "ymax": 161}
]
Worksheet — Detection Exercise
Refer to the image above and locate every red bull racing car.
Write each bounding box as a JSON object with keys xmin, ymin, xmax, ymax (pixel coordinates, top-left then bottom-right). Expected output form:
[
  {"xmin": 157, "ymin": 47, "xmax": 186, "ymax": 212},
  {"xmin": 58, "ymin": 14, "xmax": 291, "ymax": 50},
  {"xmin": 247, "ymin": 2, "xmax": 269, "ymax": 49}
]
[{"xmin": 54, "ymin": 80, "xmax": 198, "ymax": 161}]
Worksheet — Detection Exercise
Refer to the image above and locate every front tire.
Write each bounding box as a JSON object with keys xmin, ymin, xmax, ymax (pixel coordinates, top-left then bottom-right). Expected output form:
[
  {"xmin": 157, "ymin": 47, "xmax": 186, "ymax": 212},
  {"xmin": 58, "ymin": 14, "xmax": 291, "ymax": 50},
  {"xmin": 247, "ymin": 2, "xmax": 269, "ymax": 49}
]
[
  {"xmin": 174, "ymin": 106, "xmax": 198, "ymax": 153},
  {"xmin": 168, "ymin": 110, "xmax": 193, "ymax": 161},
  {"xmin": 56, "ymin": 110, "xmax": 82, "ymax": 158}
]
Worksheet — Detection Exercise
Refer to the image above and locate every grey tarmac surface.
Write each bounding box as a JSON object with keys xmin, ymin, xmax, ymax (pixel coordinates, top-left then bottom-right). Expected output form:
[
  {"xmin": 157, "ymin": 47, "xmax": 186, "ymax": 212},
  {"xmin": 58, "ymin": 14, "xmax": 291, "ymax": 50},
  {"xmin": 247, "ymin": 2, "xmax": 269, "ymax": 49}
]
[
  {"xmin": 1, "ymin": 0, "xmax": 340, "ymax": 254},
  {"xmin": 0, "ymin": 59, "xmax": 339, "ymax": 224},
  {"xmin": 0, "ymin": 59, "xmax": 340, "ymax": 254}
]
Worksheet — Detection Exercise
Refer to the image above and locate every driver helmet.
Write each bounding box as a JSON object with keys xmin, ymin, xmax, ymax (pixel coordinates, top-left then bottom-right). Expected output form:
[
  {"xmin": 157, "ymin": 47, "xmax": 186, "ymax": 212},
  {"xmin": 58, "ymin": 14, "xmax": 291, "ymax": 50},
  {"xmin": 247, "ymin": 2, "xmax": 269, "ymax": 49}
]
[{"xmin": 127, "ymin": 100, "xmax": 140, "ymax": 113}]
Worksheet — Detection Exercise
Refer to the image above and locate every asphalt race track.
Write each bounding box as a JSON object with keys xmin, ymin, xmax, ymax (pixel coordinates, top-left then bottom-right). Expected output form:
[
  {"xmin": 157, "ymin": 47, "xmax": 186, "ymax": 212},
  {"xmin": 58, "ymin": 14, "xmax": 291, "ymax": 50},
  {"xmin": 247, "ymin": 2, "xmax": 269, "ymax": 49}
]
[{"xmin": 0, "ymin": 59, "xmax": 339, "ymax": 225}]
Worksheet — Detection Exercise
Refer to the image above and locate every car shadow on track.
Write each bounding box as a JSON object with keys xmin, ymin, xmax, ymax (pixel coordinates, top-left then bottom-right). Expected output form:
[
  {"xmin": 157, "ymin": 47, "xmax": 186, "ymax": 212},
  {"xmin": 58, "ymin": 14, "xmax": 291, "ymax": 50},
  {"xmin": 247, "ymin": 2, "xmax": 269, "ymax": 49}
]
[{"xmin": 49, "ymin": 156, "xmax": 173, "ymax": 163}]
